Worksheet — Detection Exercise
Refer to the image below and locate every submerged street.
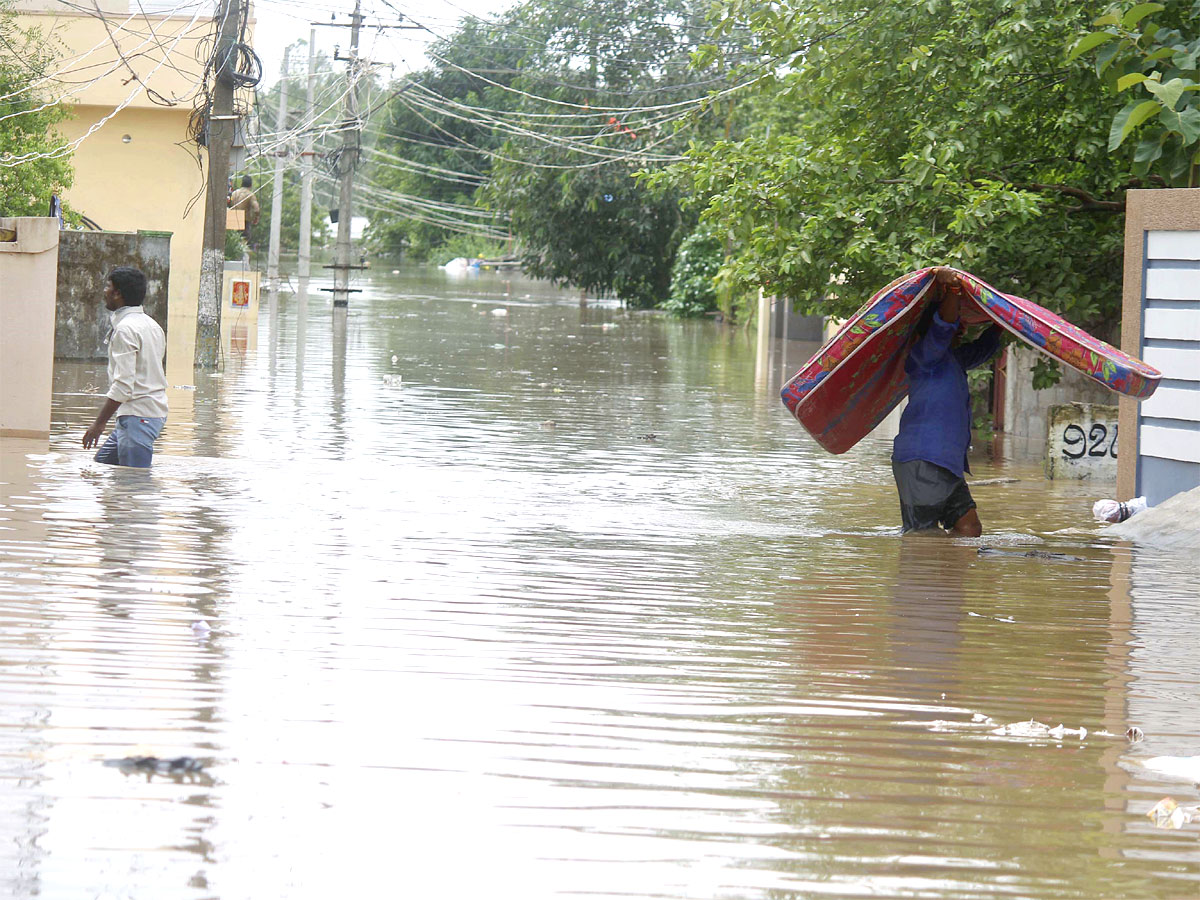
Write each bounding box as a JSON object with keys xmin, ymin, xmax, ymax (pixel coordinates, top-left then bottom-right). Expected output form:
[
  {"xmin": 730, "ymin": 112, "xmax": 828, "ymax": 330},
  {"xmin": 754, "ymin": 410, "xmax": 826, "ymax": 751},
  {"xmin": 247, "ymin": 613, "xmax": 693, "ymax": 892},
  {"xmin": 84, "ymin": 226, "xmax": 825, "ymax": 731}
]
[{"xmin": 1, "ymin": 267, "xmax": 1198, "ymax": 898}]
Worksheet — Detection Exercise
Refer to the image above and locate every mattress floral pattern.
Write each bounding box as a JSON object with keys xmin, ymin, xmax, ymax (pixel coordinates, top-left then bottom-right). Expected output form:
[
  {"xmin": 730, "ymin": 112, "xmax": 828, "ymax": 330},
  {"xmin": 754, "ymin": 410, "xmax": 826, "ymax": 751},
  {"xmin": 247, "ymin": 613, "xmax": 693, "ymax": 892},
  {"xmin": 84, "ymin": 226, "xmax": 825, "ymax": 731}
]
[{"xmin": 780, "ymin": 267, "xmax": 1161, "ymax": 454}]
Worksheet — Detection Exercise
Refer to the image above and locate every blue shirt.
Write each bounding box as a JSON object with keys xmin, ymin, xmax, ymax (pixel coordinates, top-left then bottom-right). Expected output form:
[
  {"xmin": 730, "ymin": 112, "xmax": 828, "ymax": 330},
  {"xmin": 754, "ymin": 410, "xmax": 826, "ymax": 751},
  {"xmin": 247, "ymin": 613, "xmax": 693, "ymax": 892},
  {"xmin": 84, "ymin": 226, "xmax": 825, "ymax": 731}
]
[{"xmin": 892, "ymin": 312, "xmax": 1002, "ymax": 477}]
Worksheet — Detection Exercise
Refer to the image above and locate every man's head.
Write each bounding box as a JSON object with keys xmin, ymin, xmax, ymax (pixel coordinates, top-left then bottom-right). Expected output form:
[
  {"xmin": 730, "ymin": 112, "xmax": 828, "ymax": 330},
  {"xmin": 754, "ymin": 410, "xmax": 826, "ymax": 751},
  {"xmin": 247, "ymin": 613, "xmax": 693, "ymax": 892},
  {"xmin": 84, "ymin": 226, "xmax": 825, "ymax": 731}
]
[
  {"xmin": 240, "ymin": 175, "xmax": 252, "ymax": 188},
  {"xmin": 104, "ymin": 266, "xmax": 147, "ymax": 311}
]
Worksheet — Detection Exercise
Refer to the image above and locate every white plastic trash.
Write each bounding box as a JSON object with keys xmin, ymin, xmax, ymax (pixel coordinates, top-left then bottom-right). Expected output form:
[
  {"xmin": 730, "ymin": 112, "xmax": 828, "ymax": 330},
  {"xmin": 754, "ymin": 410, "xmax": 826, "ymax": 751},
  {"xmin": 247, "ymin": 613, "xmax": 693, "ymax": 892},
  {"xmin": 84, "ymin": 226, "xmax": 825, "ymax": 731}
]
[{"xmin": 1093, "ymin": 496, "xmax": 1148, "ymax": 523}]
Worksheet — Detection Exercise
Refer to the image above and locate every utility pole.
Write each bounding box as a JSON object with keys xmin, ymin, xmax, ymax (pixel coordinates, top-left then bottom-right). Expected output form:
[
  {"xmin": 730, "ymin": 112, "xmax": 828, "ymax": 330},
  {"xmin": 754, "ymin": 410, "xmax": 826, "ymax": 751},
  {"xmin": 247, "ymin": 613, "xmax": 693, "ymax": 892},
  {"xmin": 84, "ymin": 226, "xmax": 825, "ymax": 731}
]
[
  {"xmin": 266, "ymin": 46, "xmax": 292, "ymax": 292},
  {"xmin": 297, "ymin": 28, "xmax": 316, "ymax": 284},
  {"xmin": 314, "ymin": 7, "xmax": 417, "ymax": 311},
  {"xmin": 330, "ymin": 0, "xmax": 363, "ymax": 313},
  {"xmin": 195, "ymin": 0, "xmax": 243, "ymax": 368}
]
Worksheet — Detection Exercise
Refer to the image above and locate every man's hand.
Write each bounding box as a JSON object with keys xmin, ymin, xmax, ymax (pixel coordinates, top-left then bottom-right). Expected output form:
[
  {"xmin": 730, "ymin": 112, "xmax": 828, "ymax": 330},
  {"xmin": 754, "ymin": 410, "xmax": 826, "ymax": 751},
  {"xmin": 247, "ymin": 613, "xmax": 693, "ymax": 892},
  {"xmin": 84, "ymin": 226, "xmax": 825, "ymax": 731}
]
[
  {"xmin": 930, "ymin": 266, "xmax": 962, "ymax": 322},
  {"xmin": 83, "ymin": 398, "xmax": 121, "ymax": 450},
  {"xmin": 82, "ymin": 422, "xmax": 105, "ymax": 449}
]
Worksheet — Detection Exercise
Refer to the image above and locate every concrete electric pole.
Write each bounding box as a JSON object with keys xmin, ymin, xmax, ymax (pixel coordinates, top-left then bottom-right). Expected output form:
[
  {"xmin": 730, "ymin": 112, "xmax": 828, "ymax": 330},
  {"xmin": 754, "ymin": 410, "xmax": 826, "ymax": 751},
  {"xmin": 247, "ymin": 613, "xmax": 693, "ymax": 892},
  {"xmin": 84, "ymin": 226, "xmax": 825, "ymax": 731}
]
[
  {"xmin": 329, "ymin": 0, "xmax": 363, "ymax": 314},
  {"xmin": 266, "ymin": 45, "xmax": 293, "ymax": 292},
  {"xmin": 195, "ymin": 0, "xmax": 244, "ymax": 369},
  {"xmin": 297, "ymin": 28, "xmax": 316, "ymax": 284}
]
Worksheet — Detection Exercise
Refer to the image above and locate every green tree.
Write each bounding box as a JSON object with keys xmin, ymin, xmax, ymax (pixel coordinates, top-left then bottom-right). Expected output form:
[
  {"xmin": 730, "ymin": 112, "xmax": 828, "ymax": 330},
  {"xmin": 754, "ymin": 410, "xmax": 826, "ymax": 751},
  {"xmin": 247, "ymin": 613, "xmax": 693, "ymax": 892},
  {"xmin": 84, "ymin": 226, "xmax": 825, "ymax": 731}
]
[
  {"xmin": 659, "ymin": 0, "xmax": 1137, "ymax": 341},
  {"xmin": 482, "ymin": 0, "xmax": 732, "ymax": 306},
  {"xmin": 369, "ymin": 17, "xmax": 522, "ymax": 260},
  {"xmin": 0, "ymin": 5, "xmax": 73, "ymax": 215},
  {"xmin": 1072, "ymin": 1, "xmax": 1200, "ymax": 185}
]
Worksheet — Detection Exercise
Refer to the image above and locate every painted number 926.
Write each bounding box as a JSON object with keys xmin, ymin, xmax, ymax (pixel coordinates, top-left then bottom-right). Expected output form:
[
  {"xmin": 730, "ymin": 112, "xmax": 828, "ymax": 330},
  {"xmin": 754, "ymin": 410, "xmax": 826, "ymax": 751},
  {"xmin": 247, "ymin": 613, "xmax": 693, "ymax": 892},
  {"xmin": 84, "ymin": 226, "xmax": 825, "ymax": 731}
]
[{"xmin": 1062, "ymin": 423, "xmax": 1117, "ymax": 459}]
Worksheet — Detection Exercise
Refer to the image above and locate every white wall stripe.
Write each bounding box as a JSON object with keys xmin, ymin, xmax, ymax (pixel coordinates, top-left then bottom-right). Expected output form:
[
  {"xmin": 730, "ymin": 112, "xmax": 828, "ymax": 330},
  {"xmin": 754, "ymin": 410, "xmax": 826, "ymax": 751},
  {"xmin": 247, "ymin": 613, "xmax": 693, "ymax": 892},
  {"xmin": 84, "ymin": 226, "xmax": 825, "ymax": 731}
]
[
  {"xmin": 1145, "ymin": 307, "xmax": 1200, "ymax": 342},
  {"xmin": 1148, "ymin": 230, "xmax": 1200, "ymax": 260},
  {"xmin": 1141, "ymin": 424, "xmax": 1200, "ymax": 463},
  {"xmin": 1142, "ymin": 387, "xmax": 1200, "ymax": 421},
  {"xmin": 1144, "ymin": 345, "xmax": 1200, "ymax": 380},
  {"xmin": 1145, "ymin": 267, "xmax": 1200, "ymax": 302}
]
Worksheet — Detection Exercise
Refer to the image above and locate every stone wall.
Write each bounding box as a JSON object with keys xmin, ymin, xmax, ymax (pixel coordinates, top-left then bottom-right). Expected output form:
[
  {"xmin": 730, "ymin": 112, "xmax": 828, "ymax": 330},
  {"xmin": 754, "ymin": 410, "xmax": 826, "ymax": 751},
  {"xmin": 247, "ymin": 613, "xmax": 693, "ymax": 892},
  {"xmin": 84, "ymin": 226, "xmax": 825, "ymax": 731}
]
[
  {"xmin": 1001, "ymin": 344, "xmax": 1113, "ymax": 442},
  {"xmin": 55, "ymin": 230, "xmax": 170, "ymax": 360}
]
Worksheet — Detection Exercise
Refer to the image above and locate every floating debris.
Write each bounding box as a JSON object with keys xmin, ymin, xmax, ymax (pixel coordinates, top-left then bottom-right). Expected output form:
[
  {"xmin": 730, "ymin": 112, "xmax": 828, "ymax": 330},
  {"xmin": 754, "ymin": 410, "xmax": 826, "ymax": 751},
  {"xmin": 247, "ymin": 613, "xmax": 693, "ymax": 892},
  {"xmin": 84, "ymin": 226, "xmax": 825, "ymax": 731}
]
[
  {"xmin": 1126, "ymin": 726, "xmax": 1145, "ymax": 743},
  {"xmin": 969, "ymin": 477, "xmax": 1020, "ymax": 486},
  {"xmin": 104, "ymin": 756, "xmax": 205, "ymax": 775},
  {"xmin": 191, "ymin": 620, "xmax": 212, "ymax": 637},
  {"xmin": 968, "ymin": 611, "xmax": 1016, "ymax": 623},
  {"xmin": 391, "ymin": 354, "xmax": 398, "ymax": 364},
  {"xmin": 1146, "ymin": 797, "xmax": 1200, "ymax": 829},
  {"xmin": 990, "ymin": 719, "xmax": 1087, "ymax": 740},
  {"xmin": 490, "ymin": 308, "xmax": 509, "ymax": 317},
  {"xmin": 977, "ymin": 546, "xmax": 1086, "ymax": 561}
]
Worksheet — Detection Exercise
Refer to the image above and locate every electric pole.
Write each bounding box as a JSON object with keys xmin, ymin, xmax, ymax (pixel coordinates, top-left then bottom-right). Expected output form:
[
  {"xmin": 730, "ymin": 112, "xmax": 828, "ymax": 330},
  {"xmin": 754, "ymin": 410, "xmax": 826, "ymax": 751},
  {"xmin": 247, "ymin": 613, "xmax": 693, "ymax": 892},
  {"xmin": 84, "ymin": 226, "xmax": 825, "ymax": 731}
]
[
  {"xmin": 298, "ymin": 28, "xmax": 316, "ymax": 284},
  {"xmin": 314, "ymin": 7, "xmax": 417, "ymax": 311},
  {"xmin": 195, "ymin": 0, "xmax": 243, "ymax": 368},
  {"xmin": 266, "ymin": 45, "xmax": 293, "ymax": 292},
  {"xmin": 330, "ymin": 0, "xmax": 363, "ymax": 313}
]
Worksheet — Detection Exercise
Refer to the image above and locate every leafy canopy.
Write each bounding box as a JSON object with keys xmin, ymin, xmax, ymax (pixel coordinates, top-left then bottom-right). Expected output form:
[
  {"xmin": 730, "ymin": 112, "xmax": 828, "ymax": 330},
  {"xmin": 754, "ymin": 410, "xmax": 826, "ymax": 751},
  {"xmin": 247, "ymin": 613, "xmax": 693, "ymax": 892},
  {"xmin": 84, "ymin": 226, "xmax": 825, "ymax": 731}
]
[
  {"xmin": 1070, "ymin": 1, "xmax": 1200, "ymax": 185},
  {"xmin": 0, "ymin": 4, "xmax": 73, "ymax": 216},
  {"xmin": 656, "ymin": 0, "xmax": 1135, "ymax": 337}
]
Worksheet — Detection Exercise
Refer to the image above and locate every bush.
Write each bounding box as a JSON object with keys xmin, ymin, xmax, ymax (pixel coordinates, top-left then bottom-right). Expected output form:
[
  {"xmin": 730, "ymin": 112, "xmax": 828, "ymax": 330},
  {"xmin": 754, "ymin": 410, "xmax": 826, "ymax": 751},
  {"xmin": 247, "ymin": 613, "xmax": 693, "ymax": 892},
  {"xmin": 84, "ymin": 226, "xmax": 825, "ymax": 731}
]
[
  {"xmin": 663, "ymin": 226, "xmax": 722, "ymax": 317},
  {"xmin": 224, "ymin": 230, "xmax": 247, "ymax": 261}
]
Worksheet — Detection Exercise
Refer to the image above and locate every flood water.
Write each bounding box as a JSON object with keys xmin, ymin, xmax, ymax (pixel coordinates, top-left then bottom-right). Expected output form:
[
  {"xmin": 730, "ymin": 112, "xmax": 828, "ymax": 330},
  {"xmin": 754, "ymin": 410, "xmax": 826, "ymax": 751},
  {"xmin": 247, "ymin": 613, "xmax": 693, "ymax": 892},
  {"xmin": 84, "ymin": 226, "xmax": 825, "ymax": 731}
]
[{"xmin": 2, "ymin": 266, "xmax": 1199, "ymax": 899}]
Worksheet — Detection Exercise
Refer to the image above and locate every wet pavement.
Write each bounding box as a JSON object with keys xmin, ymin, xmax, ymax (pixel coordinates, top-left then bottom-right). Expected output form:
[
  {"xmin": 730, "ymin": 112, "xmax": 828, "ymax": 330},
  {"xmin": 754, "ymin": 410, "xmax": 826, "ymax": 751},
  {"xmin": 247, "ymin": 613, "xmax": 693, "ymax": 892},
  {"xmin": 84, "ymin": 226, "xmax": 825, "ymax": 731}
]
[{"xmin": 1, "ymin": 266, "xmax": 1198, "ymax": 898}]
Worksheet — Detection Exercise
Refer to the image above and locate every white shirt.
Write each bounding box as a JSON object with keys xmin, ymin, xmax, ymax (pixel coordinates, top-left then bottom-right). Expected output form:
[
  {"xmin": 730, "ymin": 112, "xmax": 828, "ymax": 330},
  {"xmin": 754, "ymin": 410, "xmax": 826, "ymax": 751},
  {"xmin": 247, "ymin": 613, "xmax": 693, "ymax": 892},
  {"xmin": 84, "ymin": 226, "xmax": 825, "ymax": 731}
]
[{"xmin": 106, "ymin": 305, "xmax": 169, "ymax": 419}]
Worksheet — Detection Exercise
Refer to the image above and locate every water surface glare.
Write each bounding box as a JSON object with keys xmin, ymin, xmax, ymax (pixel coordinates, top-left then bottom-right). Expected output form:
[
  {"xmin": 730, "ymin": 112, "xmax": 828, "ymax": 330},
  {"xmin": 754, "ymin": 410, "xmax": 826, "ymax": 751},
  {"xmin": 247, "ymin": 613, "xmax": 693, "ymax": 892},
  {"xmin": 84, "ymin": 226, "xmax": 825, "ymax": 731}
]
[{"xmin": 2, "ymin": 267, "xmax": 1199, "ymax": 898}]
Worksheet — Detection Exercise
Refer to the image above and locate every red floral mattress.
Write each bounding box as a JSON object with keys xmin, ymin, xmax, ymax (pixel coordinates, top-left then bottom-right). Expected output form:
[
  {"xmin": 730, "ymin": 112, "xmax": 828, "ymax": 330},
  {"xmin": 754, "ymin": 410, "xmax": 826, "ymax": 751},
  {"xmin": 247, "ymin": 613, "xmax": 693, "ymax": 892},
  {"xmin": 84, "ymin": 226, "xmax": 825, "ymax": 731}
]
[{"xmin": 780, "ymin": 267, "xmax": 1161, "ymax": 454}]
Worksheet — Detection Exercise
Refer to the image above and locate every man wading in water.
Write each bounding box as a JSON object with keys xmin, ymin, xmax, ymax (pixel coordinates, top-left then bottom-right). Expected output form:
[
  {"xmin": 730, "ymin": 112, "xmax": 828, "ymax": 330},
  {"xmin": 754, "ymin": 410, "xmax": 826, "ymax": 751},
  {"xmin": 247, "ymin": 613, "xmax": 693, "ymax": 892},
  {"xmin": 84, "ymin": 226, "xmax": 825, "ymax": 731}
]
[
  {"xmin": 891, "ymin": 267, "xmax": 1001, "ymax": 536},
  {"xmin": 82, "ymin": 266, "xmax": 168, "ymax": 468}
]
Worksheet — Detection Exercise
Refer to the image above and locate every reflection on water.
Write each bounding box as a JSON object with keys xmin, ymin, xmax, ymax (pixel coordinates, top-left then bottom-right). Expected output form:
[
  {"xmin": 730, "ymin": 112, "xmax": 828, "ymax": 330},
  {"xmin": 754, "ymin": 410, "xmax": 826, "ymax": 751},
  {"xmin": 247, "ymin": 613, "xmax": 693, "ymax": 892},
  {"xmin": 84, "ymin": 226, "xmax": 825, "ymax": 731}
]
[{"xmin": 1, "ymin": 267, "xmax": 1198, "ymax": 898}]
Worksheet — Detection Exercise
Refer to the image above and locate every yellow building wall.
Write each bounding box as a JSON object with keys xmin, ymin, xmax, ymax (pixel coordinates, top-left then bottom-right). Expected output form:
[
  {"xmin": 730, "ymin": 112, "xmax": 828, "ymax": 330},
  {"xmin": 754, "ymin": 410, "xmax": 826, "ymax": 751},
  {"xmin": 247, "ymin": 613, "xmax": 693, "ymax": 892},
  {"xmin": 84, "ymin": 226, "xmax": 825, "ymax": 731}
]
[
  {"xmin": 15, "ymin": 4, "xmax": 252, "ymax": 378},
  {"xmin": 56, "ymin": 104, "xmax": 206, "ymax": 376}
]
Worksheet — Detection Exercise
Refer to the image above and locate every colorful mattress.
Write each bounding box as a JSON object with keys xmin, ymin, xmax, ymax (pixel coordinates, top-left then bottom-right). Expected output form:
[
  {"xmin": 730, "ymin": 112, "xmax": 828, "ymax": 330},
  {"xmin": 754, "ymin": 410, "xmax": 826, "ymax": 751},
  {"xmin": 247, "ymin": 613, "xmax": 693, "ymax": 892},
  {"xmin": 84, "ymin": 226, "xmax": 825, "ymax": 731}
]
[{"xmin": 780, "ymin": 267, "xmax": 1162, "ymax": 454}]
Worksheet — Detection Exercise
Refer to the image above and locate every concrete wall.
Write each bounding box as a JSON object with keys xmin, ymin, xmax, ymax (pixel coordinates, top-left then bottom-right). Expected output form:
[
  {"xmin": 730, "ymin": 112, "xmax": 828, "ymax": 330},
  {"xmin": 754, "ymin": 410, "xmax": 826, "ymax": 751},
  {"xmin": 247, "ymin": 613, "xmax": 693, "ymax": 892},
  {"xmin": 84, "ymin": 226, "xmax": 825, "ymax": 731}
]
[
  {"xmin": 772, "ymin": 299, "xmax": 824, "ymax": 341},
  {"xmin": 1044, "ymin": 402, "xmax": 1118, "ymax": 480},
  {"xmin": 1001, "ymin": 344, "xmax": 1113, "ymax": 441},
  {"xmin": 55, "ymin": 231, "xmax": 171, "ymax": 360},
  {"xmin": 1118, "ymin": 190, "xmax": 1200, "ymax": 505},
  {"xmin": 0, "ymin": 218, "xmax": 60, "ymax": 438}
]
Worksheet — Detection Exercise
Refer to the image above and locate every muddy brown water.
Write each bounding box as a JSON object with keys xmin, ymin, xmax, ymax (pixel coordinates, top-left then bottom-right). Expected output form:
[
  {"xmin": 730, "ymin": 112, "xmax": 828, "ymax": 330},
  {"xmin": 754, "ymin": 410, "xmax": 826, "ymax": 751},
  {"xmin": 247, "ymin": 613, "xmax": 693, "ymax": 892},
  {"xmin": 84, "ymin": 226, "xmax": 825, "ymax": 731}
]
[{"xmin": 1, "ymin": 267, "xmax": 1198, "ymax": 898}]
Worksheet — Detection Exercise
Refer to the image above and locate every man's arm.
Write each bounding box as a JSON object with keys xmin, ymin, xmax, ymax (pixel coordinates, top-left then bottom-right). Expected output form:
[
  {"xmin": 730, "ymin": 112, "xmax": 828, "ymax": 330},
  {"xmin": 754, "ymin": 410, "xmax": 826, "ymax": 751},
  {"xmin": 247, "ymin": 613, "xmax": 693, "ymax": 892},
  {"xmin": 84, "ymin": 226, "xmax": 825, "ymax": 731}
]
[
  {"xmin": 84, "ymin": 329, "xmax": 137, "ymax": 448},
  {"xmin": 954, "ymin": 325, "xmax": 1003, "ymax": 371},
  {"xmin": 83, "ymin": 397, "xmax": 121, "ymax": 449},
  {"xmin": 908, "ymin": 269, "xmax": 961, "ymax": 370}
]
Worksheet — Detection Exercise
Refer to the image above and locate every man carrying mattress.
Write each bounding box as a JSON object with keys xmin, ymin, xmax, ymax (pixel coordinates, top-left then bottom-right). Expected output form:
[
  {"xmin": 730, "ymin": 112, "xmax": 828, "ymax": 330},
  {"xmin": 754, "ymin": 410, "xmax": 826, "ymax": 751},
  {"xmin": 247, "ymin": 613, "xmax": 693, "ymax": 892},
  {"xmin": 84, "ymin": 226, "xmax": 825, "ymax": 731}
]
[{"xmin": 892, "ymin": 267, "xmax": 1002, "ymax": 536}]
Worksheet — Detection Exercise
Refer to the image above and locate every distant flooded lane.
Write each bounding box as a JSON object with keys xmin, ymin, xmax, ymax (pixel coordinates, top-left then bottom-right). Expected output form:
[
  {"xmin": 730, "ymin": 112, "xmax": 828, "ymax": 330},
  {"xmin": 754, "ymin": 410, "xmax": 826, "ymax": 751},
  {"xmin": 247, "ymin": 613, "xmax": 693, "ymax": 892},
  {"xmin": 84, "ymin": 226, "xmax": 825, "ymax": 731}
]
[{"xmin": 1, "ymin": 266, "xmax": 1197, "ymax": 899}]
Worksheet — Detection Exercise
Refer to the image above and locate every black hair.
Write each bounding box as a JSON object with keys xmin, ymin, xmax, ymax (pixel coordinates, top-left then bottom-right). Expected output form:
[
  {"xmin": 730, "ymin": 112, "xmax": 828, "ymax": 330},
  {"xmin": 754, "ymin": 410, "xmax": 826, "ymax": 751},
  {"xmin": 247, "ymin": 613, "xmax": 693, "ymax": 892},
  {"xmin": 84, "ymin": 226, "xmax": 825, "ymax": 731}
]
[
  {"xmin": 913, "ymin": 295, "xmax": 939, "ymax": 341},
  {"xmin": 241, "ymin": 175, "xmax": 252, "ymax": 188},
  {"xmin": 107, "ymin": 266, "xmax": 147, "ymax": 306}
]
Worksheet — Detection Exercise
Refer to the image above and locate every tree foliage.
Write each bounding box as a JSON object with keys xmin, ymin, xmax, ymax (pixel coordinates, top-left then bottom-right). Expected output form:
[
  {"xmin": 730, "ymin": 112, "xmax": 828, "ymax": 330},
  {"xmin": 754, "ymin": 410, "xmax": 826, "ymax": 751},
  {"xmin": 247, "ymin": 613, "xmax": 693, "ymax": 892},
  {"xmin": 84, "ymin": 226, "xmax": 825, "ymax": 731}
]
[
  {"xmin": 1072, "ymin": 1, "xmax": 1200, "ymax": 185},
  {"xmin": 655, "ymin": 0, "xmax": 1137, "ymax": 335},
  {"xmin": 481, "ymin": 0, "xmax": 725, "ymax": 306},
  {"xmin": 0, "ymin": 5, "xmax": 73, "ymax": 216},
  {"xmin": 663, "ymin": 223, "xmax": 722, "ymax": 316},
  {"xmin": 371, "ymin": 0, "xmax": 736, "ymax": 303},
  {"xmin": 369, "ymin": 17, "xmax": 523, "ymax": 260}
]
